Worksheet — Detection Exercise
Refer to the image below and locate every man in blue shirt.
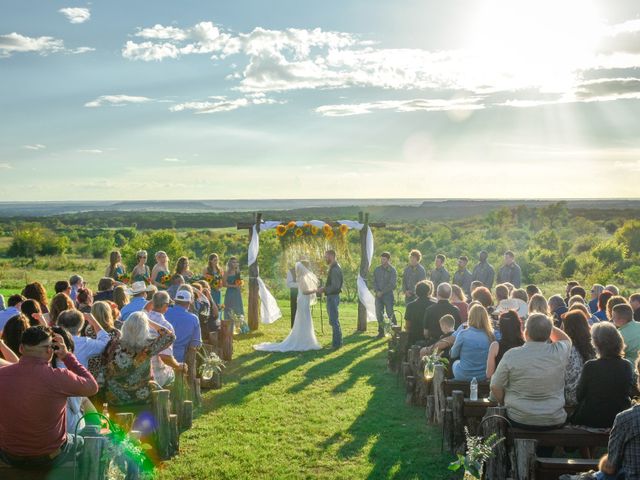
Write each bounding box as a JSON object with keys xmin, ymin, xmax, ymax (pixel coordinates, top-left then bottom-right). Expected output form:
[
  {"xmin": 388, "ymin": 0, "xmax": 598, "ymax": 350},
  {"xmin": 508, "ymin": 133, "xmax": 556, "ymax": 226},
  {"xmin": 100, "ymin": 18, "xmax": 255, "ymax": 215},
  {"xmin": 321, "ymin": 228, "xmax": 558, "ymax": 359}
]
[
  {"xmin": 120, "ymin": 281, "xmax": 153, "ymax": 322},
  {"xmin": 0, "ymin": 295, "xmax": 25, "ymax": 331},
  {"xmin": 165, "ymin": 290, "xmax": 202, "ymax": 363}
]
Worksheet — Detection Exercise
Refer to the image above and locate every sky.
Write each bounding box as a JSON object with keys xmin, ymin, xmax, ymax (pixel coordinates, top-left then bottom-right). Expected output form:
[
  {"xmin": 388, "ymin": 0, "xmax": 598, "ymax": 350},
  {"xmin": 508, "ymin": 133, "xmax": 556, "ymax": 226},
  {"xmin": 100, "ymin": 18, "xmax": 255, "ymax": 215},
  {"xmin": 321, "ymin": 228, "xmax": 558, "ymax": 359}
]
[{"xmin": 1, "ymin": 0, "xmax": 640, "ymax": 201}]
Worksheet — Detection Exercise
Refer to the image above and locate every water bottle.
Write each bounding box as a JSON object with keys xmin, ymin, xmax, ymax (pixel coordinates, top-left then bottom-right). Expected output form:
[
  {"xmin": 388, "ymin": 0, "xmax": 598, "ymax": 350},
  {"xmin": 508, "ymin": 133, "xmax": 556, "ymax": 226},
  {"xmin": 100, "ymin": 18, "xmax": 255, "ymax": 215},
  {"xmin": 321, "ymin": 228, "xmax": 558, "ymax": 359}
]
[
  {"xmin": 470, "ymin": 377, "xmax": 478, "ymax": 401},
  {"xmin": 101, "ymin": 403, "xmax": 109, "ymax": 429}
]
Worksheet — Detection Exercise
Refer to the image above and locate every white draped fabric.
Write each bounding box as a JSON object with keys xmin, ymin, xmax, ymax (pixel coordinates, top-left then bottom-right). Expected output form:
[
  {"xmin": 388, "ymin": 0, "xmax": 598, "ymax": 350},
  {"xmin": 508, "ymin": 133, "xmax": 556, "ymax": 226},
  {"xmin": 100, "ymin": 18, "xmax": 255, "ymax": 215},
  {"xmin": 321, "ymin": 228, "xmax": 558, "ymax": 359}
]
[{"xmin": 247, "ymin": 220, "xmax": 377, "ymax": 324}]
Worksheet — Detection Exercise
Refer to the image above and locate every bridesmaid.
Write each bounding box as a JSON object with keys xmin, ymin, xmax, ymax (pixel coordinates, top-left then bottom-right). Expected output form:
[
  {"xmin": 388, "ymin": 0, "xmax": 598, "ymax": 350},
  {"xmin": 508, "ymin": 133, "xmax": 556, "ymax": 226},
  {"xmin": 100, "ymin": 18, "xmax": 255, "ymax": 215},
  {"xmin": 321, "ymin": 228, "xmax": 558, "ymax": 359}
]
[
  {"xmin": 105, "ymin": 251, "xmax": 126, "ymax": 281},
  {"xmin": 131, "ymin": 250, "xmax": 151, "ymax": 283},
  {"xmin": 203, "ymin": 253, "xmax": 223, "ymax": 306},
  {"xmin": 175, "ymin": 256, "xmax": 194, "ymax": 281},
  {"xmin": 151, "ymin": 251, "xmax": 171, "ymax": 289},
  {"xmin": 223, "ymin": 256, "xmax": 244, "ymax": 321}
]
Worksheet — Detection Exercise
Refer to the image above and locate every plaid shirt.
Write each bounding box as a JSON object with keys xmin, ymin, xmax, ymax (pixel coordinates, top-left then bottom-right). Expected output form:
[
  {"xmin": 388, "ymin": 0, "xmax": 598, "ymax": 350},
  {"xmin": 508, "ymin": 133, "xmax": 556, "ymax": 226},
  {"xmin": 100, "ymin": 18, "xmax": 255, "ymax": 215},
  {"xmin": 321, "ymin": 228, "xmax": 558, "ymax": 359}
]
[{"xmin": 608, "ymin": 404, "xmax": 640, "ymax": 477}]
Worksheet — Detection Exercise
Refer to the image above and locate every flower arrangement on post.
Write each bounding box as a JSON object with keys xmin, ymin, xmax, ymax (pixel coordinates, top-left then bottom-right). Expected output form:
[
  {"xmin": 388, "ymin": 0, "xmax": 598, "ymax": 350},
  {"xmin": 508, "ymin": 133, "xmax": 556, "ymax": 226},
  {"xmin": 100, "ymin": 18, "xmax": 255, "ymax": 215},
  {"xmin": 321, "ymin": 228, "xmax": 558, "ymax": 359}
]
[
  {"xmin": 197, "ymin": 348, "xmax": 226, "ymax": 387},
  {"xmin": 448, "ymin": 427, "xmax": 504, "ymax": 480},
  {"xmin": 422, "ymin": 351, "xmax": 449, "ymax": 380}
]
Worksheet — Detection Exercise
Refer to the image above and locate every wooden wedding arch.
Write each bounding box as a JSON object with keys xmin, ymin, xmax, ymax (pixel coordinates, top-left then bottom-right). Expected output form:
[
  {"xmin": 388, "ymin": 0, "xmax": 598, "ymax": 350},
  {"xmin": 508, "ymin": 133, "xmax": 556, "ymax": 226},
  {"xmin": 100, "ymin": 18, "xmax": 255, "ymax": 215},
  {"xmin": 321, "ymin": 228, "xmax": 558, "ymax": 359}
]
[{"xmin": 237, "ymin": 212, "xmax": 386, "ymax": 332}]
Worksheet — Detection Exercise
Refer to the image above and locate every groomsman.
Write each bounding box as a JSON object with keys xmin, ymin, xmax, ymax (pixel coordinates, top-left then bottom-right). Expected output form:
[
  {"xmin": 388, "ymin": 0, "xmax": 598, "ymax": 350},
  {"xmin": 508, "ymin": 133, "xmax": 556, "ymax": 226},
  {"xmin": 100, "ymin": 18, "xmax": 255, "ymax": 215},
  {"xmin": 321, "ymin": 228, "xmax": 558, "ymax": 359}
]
[
  {"xmin": 402, "ymin": 249, "xmax": 427, "ymax": 304},
  {"xmin": 472, "ymin": 250, "xmax": 495, "ymax": 289},
  {"xmin": 373, "ymin": 252, "xmax": 397, "ymax": 338},
  {"xmin": 453, "ymin": 255, "xmax": 472, "ymax": 299},
  {"xmin": 318, "ymin": 250, "xmax": 343, "ymax": 349},
  {"xmin": 497, "ymin": 250, "xmax": 522, "ymax": 288},
  {"xmin": 286, "ymin": 265, "xmax": 298, "ymax": 327},
  {"xmin": 430, "ymin": 254, "xmax": 450, "ymax": 291}
]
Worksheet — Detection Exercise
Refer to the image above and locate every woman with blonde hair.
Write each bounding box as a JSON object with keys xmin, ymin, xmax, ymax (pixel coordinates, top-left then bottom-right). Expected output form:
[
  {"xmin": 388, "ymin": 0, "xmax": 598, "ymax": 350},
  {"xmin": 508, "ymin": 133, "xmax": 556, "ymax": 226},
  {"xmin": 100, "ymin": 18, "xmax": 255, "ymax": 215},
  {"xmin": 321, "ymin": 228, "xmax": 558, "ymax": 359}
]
[
  {"xmin": 105, "ymin": 250, "xmax": 126, "ymax": 281},
  {"xmin": 103, "ymin": 311, "xmax": 175, "ymax": 406},
  {"xmin": 528, "ymin": 293, "xmax": 549, "ymax": 316},
  {"xmin": 451, "ymin": 284, "xmax": 469, "ymax": 321},
  {"xmin": 450, "ymin": 304, "xmax": 494, "ymax": 381},
  {"xmin": 131, "ymin": 250, "xmax": 151, "ymax": 283},
  {"xmin": 151, "ymin": 251, "xmax": 170, "ymax": 290},
  {"xmin": 86, "ymin": 300, "xmax": 122, "ymax": 387},
  {"xmin": 203, "ymin": 253, "xmax": 223, "ymax": 305},
  {"xmin": 112, "ymin": 285, "xmax": 129, "ymax": 311}
]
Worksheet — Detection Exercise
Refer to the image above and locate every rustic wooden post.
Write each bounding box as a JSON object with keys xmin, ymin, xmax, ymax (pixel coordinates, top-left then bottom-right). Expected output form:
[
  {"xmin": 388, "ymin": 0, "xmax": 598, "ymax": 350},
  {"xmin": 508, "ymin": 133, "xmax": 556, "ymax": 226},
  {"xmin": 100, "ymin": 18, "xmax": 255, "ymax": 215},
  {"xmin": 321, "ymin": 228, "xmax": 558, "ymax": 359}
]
[
  {"xmin": 220, "ymin": 319, "xmax": 234, "ymax": 361},
  {"xmin": 514, "ymin": 439, "xmax": 537, "ymax": 480},
  {"xmin": 193, "ymin": 378, "xmax": 202, "ymax": 409},
  {"xmin": 152, "ymin": 389, "xmax": 171, "ymax": 460},
  {"xmin": 115, "ymin": 412, "xmax": 134, "ymax": 432},
  {"xmin": 443, "ymin": 397, "xmax": 454, "ymax": 453},
  {"xmin": 357, "ymin": 212, "xmax": 369, "ymax": 332},
  {"xmin": 78, "ymin": 435, "xmax": 107, "ymax": 480},
  {"xmin": 247, "ymin": 212, "xmax": 262, "ymax": 331},
  {"xmin": 406, "ymin": 375, "xmax": 416, "ymax": 405},
  {"xmin": 182, "ymin": 400, "xmax": 193, "ymax": 431},
  {"xmin": 169, "ymin": 414, "xmax": 179, "ymax": 457},
  {"xmin": 426, "ymin": 395, "xmax": 436, "ymax": 424},
  {"xmin": 482, "ymin": 406, "xmax": 509, "ymax": 480},
  {"xmin": 433, "ymin": 364, "xmax": 446, "ymax": 425},
  {"xmin": 451, "ymin": 390, "xmax": 465, "ymax": 453}
]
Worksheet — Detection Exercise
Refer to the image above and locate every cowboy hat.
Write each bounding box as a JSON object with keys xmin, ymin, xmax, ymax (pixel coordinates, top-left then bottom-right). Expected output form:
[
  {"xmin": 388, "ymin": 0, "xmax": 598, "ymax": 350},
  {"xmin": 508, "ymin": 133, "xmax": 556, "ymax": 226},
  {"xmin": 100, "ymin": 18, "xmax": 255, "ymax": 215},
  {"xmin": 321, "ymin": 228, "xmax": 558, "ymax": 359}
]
[{"xmin": 126, "ymin": 281, "xmax": 154, "ymax": 296}]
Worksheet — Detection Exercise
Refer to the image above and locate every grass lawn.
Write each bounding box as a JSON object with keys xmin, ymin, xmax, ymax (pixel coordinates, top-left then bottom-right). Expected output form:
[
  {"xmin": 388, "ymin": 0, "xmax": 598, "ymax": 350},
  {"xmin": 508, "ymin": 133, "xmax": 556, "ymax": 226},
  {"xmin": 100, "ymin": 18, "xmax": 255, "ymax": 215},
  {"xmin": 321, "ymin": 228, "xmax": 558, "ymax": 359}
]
[{"xmin": 158, "ymin": 301, "xmax": 454, "ymax": 480}]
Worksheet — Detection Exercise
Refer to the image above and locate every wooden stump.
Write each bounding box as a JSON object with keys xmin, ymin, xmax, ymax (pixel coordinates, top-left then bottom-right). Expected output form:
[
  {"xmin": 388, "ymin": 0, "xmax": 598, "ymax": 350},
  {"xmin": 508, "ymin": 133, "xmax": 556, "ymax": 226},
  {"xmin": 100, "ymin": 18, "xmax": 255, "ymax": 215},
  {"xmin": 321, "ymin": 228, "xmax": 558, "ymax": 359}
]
[
  {"xmin": 482, "ymin": 406, "xmax": 509, "ymax": 480},
  {"xmin": 78, "ymin": 435, "xmax": 107, "ymax": 480},
  {"xmin": 406, "ymin": 376, "xmax": 416, "ymax": 405},
  {"xmin": 193, "ymin": 378, "xmax": 202, "ymax": 409},
  {"xmin": 426, "ymin": 395, "xmax": 436, "ymax": 425},
  {"xmin": 514, "ymin": 438, "xmax": 537, "ymax": 480},
  {"xmin": 220, "ymin": 319, "xmax": 234, "ymax": 361},
  {"xmin": 181, "ymin": 400, "xmax": 193, "ymax": 431},
  {"xmin": 169, "ymin": 414, "xmax": 179, "ymax": 457},
  {"xmin": 152, "ymin": 389, "xmax": 171, "ymax": 460},
  {"xmin": 451, "ymin": 390, "xmax": 465, "ymax": 453},
  {"xmin": 443, "ymin": 398, "xmax": 454, "ymax": 453},
  {"xmin": 115, "ymin": 412, "xmax": 134, "ymax": 433},
  {"xmin": 433, "ymin": 364, "xmax": 446, "ymax": 425}
]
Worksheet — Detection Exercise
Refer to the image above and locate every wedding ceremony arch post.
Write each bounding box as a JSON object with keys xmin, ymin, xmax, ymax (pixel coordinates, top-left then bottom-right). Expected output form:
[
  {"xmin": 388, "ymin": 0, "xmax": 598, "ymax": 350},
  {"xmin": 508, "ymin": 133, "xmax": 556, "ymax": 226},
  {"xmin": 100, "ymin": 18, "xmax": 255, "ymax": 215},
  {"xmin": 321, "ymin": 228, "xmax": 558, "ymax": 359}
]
[{"xmin": 237, "ymin": 212, "xmax": 386, "ymax": 332}]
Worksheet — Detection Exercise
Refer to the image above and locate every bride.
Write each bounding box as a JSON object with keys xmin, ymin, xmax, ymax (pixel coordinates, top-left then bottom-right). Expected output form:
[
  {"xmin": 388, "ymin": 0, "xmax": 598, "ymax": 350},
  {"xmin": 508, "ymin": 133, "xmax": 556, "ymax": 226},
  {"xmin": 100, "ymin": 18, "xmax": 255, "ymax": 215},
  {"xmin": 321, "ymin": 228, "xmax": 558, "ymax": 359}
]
[{"xmin": 254, "ymin": 261, "xmax": 322, "ymax": 352}]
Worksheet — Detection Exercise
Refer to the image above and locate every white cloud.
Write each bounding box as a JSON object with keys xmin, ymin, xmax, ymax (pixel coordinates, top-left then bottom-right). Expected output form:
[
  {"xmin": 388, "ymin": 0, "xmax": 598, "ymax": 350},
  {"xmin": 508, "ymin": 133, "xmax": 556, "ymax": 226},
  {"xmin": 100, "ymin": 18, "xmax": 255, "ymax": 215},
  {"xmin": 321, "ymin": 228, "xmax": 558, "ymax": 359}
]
[
  {"xmin": 59, "ymin": 7, "xmax": 91, "ymax": 24},
  {"xmin": 170, "ymin": 94, "xmax": 280, "ymax": 114},
  {"xmin": 163, "ymin": 157, "xmax": 182, "ymax": 162},
  {"xmin": 85, "ymin": 94, "xmax": 153, "ymax": 108},
  {"xmin": 0, "ymin": 33, "xmax": 64, "ymax": 57},
  {"xmin": 0, "ymin": 162, "xmax": 12, "ymax": 169},
  {"xmin": 23, "ymin": 144, "xmax": 46, "ymax": 150},
  {"xmin": 69, "ymin": 47, "xmax": 95, "ymax": 55},
  {"xmin": 122, "ymin": 41, "xmax": 180, "ymax": 61},
  {"xmin": 77, "ymin": 149, "xmax": 103, "ymax": 154},
  {"xmin": 315, "ymin": 98, "xmax": 484, "ymax": 117}
]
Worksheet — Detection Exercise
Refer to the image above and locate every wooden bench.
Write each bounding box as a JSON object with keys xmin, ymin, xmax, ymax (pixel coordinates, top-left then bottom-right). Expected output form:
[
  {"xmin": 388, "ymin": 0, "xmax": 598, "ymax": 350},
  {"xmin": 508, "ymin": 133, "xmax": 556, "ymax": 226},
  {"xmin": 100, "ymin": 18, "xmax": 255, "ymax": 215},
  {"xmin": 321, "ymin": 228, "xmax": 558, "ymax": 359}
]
[
  {"xmin": 513, "ymin": 438, "xmax": 599, "ymax": 480},
  {"xmin": 443, "ymin": 379, "xmax": 490, "ymax": 398}
]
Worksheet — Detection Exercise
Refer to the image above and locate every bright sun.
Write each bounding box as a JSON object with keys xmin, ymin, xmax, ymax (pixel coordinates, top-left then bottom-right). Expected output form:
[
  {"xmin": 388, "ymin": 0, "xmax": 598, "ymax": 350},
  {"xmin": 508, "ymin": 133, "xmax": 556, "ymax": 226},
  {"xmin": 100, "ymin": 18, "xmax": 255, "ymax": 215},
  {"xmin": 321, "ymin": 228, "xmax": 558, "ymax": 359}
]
[{"xmin": 463, "ymin": 0, "xmax": 604, "ymax": 93}]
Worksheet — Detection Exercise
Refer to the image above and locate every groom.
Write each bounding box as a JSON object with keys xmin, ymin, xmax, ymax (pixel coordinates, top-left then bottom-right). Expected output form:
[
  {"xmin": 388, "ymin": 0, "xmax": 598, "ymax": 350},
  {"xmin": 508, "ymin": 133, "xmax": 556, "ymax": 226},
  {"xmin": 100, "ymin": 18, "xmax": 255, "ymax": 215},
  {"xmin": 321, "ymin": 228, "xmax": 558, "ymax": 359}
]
[{"xmin": 318, "ymin": 250, "xmax": 343, "ymax": 349}]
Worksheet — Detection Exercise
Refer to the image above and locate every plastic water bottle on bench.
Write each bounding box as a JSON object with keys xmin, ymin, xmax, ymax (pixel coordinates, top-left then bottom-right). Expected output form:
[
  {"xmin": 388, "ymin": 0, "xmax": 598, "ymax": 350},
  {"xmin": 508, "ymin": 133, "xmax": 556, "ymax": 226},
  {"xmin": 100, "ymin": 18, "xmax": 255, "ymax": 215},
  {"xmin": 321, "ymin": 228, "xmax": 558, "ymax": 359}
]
[{"xmin": 470, "ymin": 377, "xmax": 478, "ymax": 401}]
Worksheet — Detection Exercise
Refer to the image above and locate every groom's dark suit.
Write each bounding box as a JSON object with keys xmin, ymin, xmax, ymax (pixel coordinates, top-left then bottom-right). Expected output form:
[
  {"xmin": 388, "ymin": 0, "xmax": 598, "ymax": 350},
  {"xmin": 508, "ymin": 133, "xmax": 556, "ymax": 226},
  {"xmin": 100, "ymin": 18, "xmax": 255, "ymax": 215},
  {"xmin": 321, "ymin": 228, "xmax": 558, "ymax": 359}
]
[{"xmin": 324, "ymin": 262, "xmax": 343, "ymax": 348}]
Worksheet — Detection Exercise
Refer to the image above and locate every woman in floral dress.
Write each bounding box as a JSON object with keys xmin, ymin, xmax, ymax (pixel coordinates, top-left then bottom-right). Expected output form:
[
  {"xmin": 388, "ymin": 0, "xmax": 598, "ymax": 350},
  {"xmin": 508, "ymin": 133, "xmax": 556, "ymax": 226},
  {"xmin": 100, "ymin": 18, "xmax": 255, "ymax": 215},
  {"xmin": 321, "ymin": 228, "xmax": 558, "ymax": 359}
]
[{"xmin": 103, "ymin": 311, "xmax": 175, "ymax": 406}]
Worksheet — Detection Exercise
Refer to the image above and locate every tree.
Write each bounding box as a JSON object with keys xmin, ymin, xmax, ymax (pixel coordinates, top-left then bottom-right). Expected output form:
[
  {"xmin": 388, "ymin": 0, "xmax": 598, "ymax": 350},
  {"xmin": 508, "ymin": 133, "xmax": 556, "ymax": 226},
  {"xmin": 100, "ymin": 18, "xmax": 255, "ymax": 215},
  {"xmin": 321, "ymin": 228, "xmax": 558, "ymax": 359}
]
[
  {"xmin": 615, "ymin": 220, "xmax": 640, "ymax": 256},
  {"xmin": 561, "ymin": 256, "xmax": 578, "ymax": 278},
  {"xmin": 8, "ymin": 225, "xmax": 46, "ymax": 258}
]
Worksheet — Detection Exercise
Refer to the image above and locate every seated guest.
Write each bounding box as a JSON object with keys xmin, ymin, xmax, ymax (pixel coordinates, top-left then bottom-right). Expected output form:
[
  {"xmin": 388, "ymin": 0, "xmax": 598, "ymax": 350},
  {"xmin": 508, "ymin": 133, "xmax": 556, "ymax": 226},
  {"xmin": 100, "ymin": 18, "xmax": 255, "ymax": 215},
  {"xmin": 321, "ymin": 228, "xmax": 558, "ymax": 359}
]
[
  {"xmin": 0, "ymin": 294, "xmax": 25, "ymax": 330},
  {"xmin": 607, "ymin": 295, "xmax": 630, "ymax": 322},
  {"xmin": 451, "ymin": 285, "xmax": 469, "ymax": 322},
  {"xmin": 0, "ymin": 337, "xmax": 19, "ymax": 367},
  {"xmin": 405, "ymin": 281, "xmax": 435, "ymax": 347},
  {"xmin": 69, "ymin": 274, "xmax": 84, "ymax": 303},
  {"xmin": 569, "ymin": 285, "xmax": 587, "ymax": 301},
  {"xmin": 57, "ymin": 310, "xmax": 110, "ymax": 368},
  {"xmin": 548, "ymin": 294, "xmax": 568, "ymax": 326},
  {"xmin": 120, "ymin": 281, "xmax": 153, "ymax": 321},
  {"xmin": 568, "ymin": 302, "xmax": 600, "ymax": 326},
  {"xmin": 494, "ymin": 287, "xmax": 528, "ymax": 319},
  {"xmin": 612, "ymin": 303, "xmax": 640, "ymax": 366},
  {"xmin": 631, "ymin": 293, "xmax": 640, "ymax": 322},
  {"xmin": 93, "ymin": 277, "xmax": 116, "ymax": 302},
  {"xmin": 21, "ymin": 299, "xmax": 43, "ymax": 327},
  {"xmin": 589, "ymin": 284, "xmax": 605, "ymax": 314},
  {"xmin": 166, "ymin": 274, "xmax": 185, "ymax": 300},
  {"xmin": 526, "ymin": 284, "xmax": 540, "ymax": 300},
  {"xmin": 486, "ymin": 310, "xmax": 524, "ymax": 379},
  {"xmin": 490, "ymin": 314, "xmax": 571, "ymax": 430},
  {"xmin": 450, "ymin": 304, "xmax": 494, "ymax": 381},
  {"xmin": 564, "ymin": 280, "xmax": 580, "ymax": 304},
  {"xmin": 470, "ymin": 280, "xmax": 484, "ymax": 295},
  {"xmin": 528, "ymin": 293, "xmax": 549, "ymax": 316},
  {"xmin": 76, "ymin": 288, "xmax": 93, "ymax": 314},
  {"xmin": 420, "ymin": 314, "xmax": 456, "ymax": 361},
  {"xmin": 85, "ymin": 301, "xmax": 122, "ymax": 387},
  {"xmin": 113, "ymin": 285, "xmax": 129, "ymax": 310},
  {"xmin": 570, "ymin": 322, "xmax": 633, "ymax": 429},
  {"xmin": 589, "ymin": 359, "xmax": 640, "ymax": 479},
  {"xmin": 22, "ymin": 282, "xmax": 49, "ymax": 314},
  {"xmin": 605, "ymin": 284, "xmax": 620, "ymax": 296},
  {"xmin": 594, "ymin": 290, "xmax": 614, "ymax": 322},
  {"xmin": 0, "ymin": 294, "xmax": 4, "ymax": 311},
  {"xmin": 1, "ymin": 314, "xmax": 29, "ymax": 356},
  {"xmin": 54, "ymin": 280, "xmax": 71, "ymax": 296},
  {"xmin": 471, "ymin": 286, "xmax": 494, "ymax": 314},
  {"xmin": 0, "ymin": 326, "xmax": 98, "ymax": 468},
  {"xmin": 165, "ymin": 290, "xmax": 202, "ymax": 363},
  {"xmin": 48, "ymin": 293, "xmax": 74, "ymax": 325},
  {"xmin": 561, "ymin": 310, "xmax": 596, "ymax": 406},
  {"xmin": 423, "ymin": 283, "xmax": 462, "ymax": 344},
  {"xmin": 147, "ymin": 291, "xmax": 186, "ymax": 387},
  {"xmin": 103, "ymin": 311, "xmax": 175, "ymax": 406}
]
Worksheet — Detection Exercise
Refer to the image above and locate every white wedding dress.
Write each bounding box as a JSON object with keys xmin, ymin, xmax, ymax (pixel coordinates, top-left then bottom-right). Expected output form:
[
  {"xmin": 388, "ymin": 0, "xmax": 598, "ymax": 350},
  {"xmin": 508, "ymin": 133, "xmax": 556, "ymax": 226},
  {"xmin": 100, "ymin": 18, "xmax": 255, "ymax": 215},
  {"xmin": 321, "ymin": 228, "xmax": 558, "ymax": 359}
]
[{"xmin": 254, "ymin": 263, "xmax": 321, "ymax": 352}]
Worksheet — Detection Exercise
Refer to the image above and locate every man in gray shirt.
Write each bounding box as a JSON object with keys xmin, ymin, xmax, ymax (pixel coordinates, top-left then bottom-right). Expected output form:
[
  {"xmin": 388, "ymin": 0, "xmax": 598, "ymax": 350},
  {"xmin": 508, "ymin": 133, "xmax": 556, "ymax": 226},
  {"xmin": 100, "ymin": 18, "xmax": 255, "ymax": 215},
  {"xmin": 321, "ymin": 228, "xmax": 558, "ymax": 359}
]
[
  {"xmin": 496, "ymin": 250, "xmax": 522, "ymax": 288},
  {"xmin": 318, "ymin": 250, "xmax": 344, "ymax": 349},
  {"xmin": 429, "ymin": 254, "xmax": 450, "ymax": 291},
  {"xmin": 402, "ymin": 250, "xmax": 427, "ymax": 304},
  {"xmin": 452, "ymin": 255, "xmax": 472, "ymax": 299},
  {"xmin": 373, "ymin": 252, "xmax": 397, "ymax": 338},
  {"xmin": 471, "ymin": 251, "xmax": 495, "ymax": 289}
]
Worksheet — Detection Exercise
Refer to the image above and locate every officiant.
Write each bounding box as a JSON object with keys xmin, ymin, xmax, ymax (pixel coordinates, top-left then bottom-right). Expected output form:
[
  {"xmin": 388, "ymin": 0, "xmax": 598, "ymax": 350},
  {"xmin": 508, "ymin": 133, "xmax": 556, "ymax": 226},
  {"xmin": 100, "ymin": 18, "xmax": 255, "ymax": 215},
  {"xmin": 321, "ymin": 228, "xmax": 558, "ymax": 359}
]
[{"xmin": 286, "ymin": 265, "xmax": 298, "ymax": 327}]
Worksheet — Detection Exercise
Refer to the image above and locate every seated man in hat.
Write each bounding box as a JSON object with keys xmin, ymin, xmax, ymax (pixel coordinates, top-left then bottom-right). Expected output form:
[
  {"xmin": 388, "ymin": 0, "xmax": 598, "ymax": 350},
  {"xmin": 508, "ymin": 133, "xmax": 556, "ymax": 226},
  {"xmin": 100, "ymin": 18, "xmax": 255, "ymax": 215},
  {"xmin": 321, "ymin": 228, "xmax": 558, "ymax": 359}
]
[
  {"xmin": 164, "ymin": 289, "xmax": 202, "ymax": 363},
  {"xmin": 120, "ymin": 281, "xmax": 153, "ymax": 322}
]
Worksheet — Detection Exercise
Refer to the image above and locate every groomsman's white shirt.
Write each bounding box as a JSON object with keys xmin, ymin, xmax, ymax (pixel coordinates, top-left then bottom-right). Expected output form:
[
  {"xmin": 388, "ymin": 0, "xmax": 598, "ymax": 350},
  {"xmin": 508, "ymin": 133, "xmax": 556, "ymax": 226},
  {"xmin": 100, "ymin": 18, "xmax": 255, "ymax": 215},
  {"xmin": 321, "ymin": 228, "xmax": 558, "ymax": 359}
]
[{"xmin": 286, "ymin": 270, "xmax": 298, "ymax": 289}]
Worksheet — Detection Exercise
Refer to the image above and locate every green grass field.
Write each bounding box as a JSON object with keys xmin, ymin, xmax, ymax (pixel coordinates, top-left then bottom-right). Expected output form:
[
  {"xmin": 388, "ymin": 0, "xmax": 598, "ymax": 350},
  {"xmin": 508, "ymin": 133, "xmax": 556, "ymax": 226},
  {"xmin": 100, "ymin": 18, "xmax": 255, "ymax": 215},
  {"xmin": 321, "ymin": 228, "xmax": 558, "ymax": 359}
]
[{"xmin": 158, "ymin": 301, "xmax": 454, "ymax": 480}]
